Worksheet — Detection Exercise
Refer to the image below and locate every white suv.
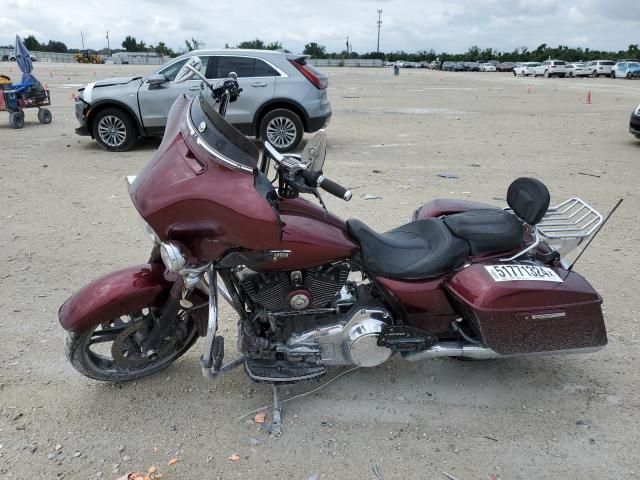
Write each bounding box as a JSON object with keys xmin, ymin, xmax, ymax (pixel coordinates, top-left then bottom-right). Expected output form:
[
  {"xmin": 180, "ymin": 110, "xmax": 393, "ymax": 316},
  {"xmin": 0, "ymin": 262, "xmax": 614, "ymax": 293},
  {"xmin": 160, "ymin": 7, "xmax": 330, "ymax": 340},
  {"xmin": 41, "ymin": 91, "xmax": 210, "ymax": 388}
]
[
  {"xmin": 513, "ymin": 62, "xmax": 540, "ymax": 76},
  {"xmin": 533, "ymin": 60, "xmax": 568, "ymax": 78},
  {"xmin": 586, "ymin": 60, "xmax": 615, "ymax": 77}
]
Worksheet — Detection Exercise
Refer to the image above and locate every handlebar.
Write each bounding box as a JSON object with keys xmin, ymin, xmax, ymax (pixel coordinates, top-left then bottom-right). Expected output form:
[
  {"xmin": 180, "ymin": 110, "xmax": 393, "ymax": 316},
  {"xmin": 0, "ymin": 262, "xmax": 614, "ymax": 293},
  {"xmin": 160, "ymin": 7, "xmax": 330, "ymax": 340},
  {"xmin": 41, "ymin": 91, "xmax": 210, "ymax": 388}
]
[
  {"xmin": 263, "ymin": 141, "xmax": 351, "ymax": 201},
  {"xmin": 302, "ymin": 170, "xmax": 352, "ymax": 201}
]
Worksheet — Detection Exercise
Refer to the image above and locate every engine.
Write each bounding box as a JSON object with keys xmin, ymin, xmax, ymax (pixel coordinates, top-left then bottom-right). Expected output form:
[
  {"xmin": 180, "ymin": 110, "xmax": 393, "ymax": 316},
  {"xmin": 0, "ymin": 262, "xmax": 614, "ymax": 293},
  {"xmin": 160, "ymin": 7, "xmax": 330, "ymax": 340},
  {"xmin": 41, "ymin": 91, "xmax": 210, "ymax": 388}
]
[
  {"xmin": 235, "ymin": 263, "xmax": 394, "ymax": 368},
  {"xmin": 237, "ymin": 263, "xmax": 350, "ymax": 312}
]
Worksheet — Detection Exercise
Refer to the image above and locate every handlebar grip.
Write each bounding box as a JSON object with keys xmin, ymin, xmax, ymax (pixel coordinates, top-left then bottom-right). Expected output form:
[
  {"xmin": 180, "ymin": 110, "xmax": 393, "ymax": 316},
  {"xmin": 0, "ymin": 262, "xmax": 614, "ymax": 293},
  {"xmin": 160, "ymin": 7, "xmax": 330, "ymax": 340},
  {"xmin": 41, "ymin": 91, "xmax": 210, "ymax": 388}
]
[{"xmin": 318, "ymin": 176, "xmax": 352, "ymax": 201}]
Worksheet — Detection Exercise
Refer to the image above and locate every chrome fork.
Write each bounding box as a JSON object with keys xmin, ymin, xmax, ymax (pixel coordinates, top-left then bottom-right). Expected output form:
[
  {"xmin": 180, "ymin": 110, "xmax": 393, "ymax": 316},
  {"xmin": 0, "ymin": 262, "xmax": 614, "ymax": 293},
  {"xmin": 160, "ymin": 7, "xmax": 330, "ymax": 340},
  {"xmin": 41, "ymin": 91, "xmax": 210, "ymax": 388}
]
[
  {"xmin": 200, "ymin": 264, "xmax": 218, "ymax": 371},
  {"xmin": 199, "ymin": 265, "xmax": 245, "ymax": 379}
]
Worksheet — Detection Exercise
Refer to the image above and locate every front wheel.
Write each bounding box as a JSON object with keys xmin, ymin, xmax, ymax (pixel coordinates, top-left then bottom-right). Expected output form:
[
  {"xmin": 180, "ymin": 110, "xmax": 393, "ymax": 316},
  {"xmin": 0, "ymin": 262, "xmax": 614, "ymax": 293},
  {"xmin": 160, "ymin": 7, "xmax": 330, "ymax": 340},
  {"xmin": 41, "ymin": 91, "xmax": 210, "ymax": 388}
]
[
  {"xmin": 65, "ymin": 307, "xmax": 199, "ymax": 382},
  {"xmin": 259, "ymin": 108, "xmax": 303, "ymax": 153},
  {"xmin": 92, "ymin": 108, "xmax": 138, "ymax": 152}
]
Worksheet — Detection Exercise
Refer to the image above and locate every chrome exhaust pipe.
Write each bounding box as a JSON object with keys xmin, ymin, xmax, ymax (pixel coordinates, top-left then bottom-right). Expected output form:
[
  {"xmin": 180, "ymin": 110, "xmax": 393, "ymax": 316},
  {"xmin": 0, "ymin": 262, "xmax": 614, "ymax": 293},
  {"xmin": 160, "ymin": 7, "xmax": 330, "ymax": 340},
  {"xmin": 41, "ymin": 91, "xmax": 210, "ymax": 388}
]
[{"xmin": 403, "ymin": 341, "xmax": 501, "ymax": 362}]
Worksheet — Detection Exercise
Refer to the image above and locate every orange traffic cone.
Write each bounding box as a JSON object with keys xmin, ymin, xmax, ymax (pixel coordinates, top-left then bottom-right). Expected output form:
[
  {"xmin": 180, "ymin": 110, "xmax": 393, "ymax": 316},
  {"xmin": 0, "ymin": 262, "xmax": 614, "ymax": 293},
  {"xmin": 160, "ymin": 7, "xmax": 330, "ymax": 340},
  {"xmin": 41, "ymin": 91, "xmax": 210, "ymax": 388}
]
[{"xmin": 585, "ymin": 90, "xmax": 592, "ymax": 104}]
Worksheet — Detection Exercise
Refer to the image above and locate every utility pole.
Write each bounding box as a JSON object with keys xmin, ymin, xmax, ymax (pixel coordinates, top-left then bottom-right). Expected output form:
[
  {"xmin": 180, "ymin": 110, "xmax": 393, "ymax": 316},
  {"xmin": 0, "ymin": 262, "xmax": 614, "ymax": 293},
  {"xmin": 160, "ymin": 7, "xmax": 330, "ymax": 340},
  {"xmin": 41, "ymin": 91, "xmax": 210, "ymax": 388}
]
[
  {"xmin": 80, "ymin": 31, "xmax": 85, "ymax": 50},
  {"xmin": 106, "ymin": 31, "xmax": 110, "ymax": 56},
  {"xmin": 376, "ymin": 9, "xmax": 382, "ymax": 54},
  {"xmin": 346, "ymin": 36, "xmax": 350, "ymax": 57}
]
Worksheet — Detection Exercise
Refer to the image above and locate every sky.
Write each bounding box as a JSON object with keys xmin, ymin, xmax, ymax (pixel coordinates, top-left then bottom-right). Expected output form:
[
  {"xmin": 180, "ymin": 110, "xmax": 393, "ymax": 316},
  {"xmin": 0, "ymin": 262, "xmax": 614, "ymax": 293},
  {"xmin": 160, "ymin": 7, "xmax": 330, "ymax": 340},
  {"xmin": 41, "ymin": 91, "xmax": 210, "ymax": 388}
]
[{"xmin": 1, "ymin": 0, "xmax": 639, "ymax": 54}]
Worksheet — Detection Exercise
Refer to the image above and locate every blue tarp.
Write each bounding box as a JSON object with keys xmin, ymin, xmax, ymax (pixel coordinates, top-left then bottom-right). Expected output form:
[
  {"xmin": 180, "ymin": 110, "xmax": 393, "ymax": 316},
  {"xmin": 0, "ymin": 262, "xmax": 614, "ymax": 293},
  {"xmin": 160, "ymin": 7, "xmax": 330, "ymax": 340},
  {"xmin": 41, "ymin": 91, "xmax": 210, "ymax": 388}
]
[{"xmin": 14, "ymin": 35, "xmax": 39, "ymax": 86}]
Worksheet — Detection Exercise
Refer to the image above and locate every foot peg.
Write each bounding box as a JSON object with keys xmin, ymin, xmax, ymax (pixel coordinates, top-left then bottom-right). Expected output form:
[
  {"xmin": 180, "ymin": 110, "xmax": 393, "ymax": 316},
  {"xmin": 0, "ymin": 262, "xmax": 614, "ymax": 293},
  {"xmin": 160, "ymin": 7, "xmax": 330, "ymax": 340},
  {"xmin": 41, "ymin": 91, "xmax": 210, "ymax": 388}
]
[{"xmin": 244, "ymin": 358, "xmax": 327, "ymax": 383}]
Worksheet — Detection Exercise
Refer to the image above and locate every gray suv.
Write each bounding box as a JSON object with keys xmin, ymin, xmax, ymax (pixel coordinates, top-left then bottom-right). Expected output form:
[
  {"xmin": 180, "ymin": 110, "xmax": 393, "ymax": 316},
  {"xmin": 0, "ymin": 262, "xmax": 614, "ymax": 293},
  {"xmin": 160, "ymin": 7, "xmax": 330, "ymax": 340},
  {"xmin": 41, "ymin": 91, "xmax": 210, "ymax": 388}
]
[{"xmin": 74, "ymin": 49, "xmax": 331, "ymax": 152}]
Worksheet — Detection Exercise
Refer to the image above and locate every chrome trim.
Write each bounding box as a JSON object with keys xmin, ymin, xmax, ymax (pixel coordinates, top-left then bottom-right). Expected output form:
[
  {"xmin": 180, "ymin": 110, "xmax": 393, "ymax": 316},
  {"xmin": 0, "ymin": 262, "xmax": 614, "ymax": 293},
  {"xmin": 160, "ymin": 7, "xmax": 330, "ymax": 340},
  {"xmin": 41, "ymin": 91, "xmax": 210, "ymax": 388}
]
[
  {"xmin": 200, "ymin": 265, "xmax": 219, "ymax": 374},
  {"xmin": 160, "ymin": 242, "xmax": 188, "ymax": 273},
  {"xmin": 403, "ymin": 340, "xmax": 605, "ymax": 362},
  {"xmin": 125, "ymin": 175, "xmax": 137, "ymax": 190},
  {"xmin": 538, "ymin": 198, "xmax": 603, "ymax": 238},
  {"xmin": 185, "ymin": 97, "xmax": 254, "ymax": 174},
  {"xmin": 500, "ymin": 226, "xmax": 540, "ymax": 262}
]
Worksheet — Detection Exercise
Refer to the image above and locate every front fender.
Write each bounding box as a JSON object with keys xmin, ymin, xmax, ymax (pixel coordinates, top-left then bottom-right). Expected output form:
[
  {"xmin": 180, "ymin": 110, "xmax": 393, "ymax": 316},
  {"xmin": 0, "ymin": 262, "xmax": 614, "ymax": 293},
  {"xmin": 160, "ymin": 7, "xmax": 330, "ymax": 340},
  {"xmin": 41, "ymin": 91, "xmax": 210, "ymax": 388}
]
[{"xmin": 59, "ymin": 263, "xmax": 176, "ymax": 333}]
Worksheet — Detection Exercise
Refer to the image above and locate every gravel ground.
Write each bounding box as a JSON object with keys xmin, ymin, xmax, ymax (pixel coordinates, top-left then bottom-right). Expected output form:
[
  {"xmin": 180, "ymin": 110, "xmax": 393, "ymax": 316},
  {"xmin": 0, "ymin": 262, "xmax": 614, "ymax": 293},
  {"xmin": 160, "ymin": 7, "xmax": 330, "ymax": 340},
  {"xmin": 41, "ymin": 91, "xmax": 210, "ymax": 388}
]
[{"xmin": 0, "ymin": 63, "xmax": 639, "ymax": 480}]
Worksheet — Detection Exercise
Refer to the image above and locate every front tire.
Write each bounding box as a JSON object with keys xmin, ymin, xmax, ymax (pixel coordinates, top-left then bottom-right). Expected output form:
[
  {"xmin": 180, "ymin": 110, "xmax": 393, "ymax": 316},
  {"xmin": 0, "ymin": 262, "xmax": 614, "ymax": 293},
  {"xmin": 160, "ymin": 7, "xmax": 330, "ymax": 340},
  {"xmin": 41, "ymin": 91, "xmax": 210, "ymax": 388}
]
[
  {"xmin": 92, "ymin": 108, "xmax": 138, "ymax": 152},
  {"xmin": 65, "ymin": 307, "xmax": 199, "ymax": 382},
  {"xmin": 259, "ymin": 108, "xmax": 303, "ymax": 153}
]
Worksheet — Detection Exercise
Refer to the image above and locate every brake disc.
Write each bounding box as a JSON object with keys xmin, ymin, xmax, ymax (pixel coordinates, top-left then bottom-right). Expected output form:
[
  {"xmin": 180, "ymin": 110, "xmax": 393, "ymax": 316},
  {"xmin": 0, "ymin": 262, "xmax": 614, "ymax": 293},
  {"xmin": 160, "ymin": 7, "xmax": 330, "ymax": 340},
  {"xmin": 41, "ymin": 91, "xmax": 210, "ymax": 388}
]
[{"xmin": 111, "ymin": 322, "xmax": 177, "ymax": 369}]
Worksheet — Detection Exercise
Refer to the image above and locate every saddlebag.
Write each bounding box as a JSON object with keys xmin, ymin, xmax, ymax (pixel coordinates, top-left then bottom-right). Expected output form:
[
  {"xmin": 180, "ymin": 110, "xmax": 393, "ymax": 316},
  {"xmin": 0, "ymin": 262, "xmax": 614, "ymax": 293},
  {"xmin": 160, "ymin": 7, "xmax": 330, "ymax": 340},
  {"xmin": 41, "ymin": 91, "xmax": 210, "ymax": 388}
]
[{"xmin": 444, "ymin": 262, "xmax": 607, "ymax": 355}]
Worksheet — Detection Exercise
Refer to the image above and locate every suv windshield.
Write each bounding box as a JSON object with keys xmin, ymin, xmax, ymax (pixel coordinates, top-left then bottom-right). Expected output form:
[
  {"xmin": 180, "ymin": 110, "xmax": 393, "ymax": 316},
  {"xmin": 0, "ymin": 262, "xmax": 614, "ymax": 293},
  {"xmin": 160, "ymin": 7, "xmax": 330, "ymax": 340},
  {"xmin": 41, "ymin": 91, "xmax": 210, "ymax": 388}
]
[{"xmin": 185, "ymin": 94, "xmax": 259, "ymax": 173}]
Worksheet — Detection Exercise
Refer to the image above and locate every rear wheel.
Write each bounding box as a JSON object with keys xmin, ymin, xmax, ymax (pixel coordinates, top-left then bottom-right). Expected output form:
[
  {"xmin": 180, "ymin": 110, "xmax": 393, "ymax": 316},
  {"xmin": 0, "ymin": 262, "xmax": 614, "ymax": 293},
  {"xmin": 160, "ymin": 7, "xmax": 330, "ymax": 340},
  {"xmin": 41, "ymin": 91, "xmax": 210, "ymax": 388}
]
[
  {"xmin": 65, "ymin": 307, "xmax": 198, "ymax": 382},
  {"xmin": 92, "ymin": 107, "xmax": 138, "ymax": 152},
  {"xmin": 37, "ymin": 108, "xmax": 52, "ymax": 124},
  {"xmin": 9, "ymin": 111, "xmax": 24, "ymax": 129},
  {"xmin": 259, "ymin": 108, "xmax": 303, "ymax": 153}
]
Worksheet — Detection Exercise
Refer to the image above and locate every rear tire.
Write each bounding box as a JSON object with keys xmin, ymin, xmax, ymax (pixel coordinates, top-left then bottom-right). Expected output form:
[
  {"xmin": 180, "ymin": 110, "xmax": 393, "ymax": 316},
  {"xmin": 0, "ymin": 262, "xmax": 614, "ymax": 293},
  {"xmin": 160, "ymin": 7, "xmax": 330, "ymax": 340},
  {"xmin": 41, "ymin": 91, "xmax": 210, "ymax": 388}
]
[
  {"xmin": 10, "ymin": 111, "xmax": 24, "ymax": 129},
  {"xmin": 259, "ymin": 108, "xmax": 303, "ymax": 153},
  {"xmin": 92, "ymin": 107, "xmax": 138, "ymax": 152},
  {"xmin": 37, "ymin": 108, "xmax": 52, "ymax": 124}
]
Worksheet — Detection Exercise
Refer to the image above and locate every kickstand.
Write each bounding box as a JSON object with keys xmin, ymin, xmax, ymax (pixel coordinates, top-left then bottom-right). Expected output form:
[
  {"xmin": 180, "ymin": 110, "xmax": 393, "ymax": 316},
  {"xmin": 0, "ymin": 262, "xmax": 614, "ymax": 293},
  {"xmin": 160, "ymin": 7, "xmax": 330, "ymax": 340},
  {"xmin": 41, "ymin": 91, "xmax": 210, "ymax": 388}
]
[{"xmin": 268, "ymin": 384, "xmax": 282, "ymax": 436}]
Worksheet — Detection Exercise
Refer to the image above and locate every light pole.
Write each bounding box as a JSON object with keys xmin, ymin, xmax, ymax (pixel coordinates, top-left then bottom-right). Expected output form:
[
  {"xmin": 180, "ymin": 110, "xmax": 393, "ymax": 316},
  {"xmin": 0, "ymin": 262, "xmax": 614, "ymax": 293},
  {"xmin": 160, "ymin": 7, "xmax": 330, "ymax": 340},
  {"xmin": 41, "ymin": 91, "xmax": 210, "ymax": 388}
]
[
  {"xmin": 106, "ymin": 31, "xmax": 110, "ymax": 56},
  {"xmin": 376, "ymin": 9, "xmax": 382, "ymax": 54}
]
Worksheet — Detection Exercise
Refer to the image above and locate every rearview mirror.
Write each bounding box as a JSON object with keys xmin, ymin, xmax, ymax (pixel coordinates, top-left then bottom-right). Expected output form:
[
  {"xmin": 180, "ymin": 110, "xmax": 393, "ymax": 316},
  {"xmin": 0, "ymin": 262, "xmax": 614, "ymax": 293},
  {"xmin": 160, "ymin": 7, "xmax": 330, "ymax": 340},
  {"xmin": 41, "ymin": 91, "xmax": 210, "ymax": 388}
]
[
  {"xmin": 302, "ymin": 129, "xmax": 327, "ymax": 172},
  {"xmin": 174, "ymin": 56, "xmax": 203, "ymax": 83},
  {"xmin": 148, "ymin": 73, "xmax": 168, "ymax": 86}
]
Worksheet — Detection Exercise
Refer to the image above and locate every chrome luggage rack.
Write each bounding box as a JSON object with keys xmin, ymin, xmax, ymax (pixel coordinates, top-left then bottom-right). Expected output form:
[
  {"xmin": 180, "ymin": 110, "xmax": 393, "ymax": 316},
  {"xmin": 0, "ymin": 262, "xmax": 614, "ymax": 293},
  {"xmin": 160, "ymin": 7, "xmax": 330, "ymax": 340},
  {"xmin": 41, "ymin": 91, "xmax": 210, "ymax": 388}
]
[{"xmin": 537, "ymin": 198, "xmax": 603, "ymax": 255}]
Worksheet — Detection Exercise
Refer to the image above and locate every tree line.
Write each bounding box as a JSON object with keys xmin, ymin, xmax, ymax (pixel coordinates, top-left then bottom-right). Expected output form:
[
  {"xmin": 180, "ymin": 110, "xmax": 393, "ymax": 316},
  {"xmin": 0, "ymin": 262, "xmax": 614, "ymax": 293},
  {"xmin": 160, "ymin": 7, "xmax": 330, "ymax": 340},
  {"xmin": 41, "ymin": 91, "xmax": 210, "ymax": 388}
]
[{"xmin": 3, "ymin": 35, "xmax": 639, "ymax": 63}]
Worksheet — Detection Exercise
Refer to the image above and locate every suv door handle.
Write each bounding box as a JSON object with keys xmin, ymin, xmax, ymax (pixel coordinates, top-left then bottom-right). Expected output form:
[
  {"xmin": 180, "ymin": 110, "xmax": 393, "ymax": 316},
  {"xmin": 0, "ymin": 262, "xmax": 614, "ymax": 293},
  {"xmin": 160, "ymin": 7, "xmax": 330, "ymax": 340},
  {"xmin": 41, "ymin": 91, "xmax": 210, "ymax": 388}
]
[{"xmin": 252, "ymin": 82, "xmax": 268, "ymax": 87}]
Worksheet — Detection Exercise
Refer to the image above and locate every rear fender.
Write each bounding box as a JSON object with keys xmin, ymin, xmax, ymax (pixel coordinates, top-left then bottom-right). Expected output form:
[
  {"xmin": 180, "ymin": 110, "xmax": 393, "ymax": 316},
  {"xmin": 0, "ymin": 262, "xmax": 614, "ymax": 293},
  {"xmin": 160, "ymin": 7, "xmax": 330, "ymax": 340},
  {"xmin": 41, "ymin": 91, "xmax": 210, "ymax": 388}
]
[{"xmin": 59, "ymin": 263, "xmax": 176, "ymax": 333}]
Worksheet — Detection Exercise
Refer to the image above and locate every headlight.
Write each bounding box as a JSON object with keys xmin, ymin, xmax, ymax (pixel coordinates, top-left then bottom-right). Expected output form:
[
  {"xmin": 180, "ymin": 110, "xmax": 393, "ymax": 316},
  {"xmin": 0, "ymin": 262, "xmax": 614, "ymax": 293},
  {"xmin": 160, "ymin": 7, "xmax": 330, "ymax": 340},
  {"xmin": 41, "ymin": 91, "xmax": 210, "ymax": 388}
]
[
  {"xmin": 160, "ymin": 242, "xmax": 188, "ymax": 273},
  {"xmin": 635, "ymin": 104, "xmax": 640, "ymax": 116}
]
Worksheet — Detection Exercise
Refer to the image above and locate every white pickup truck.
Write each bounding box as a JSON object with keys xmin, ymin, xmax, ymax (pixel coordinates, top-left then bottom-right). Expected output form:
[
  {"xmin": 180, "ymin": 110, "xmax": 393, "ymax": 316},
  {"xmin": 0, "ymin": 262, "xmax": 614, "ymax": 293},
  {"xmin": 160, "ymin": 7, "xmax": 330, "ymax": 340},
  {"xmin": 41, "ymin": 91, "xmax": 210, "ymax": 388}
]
[{"xmin": 533, "ymin": 60, "xmax": 568, "ymax": 78}]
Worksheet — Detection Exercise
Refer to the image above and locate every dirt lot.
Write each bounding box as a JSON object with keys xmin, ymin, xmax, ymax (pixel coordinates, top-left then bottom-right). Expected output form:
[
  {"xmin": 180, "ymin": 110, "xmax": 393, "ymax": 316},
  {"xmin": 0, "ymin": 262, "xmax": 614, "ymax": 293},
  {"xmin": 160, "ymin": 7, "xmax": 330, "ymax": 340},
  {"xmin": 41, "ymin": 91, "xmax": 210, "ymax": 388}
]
[{"xmin": 1, "ymin": 62, "xmax": 639, "ymax": 480}]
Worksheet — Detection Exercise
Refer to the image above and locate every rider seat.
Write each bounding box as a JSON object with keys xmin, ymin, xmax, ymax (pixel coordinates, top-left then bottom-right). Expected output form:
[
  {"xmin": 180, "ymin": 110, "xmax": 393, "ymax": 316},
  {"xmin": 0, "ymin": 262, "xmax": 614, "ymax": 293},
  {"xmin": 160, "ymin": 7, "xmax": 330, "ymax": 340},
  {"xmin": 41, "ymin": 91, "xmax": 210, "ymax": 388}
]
[
  {"xmin": 348, "ymin": 178, "xmax": 549, "ymax": 280},
  {"xmin": 347, "ymin": 218, "xmax": 470, "ymax": 280},
  {"xmin": 443, "ymin": 209, "xmax": 523, "ymax": 255}
]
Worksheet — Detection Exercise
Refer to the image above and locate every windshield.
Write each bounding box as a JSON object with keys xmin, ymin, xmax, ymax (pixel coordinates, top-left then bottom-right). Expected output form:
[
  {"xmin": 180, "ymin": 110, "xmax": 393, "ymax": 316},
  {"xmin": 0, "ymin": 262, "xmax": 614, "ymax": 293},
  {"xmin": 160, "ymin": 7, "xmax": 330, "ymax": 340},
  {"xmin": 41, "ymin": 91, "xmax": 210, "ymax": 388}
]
[{"xmin": 184, "ymin": 94, "xmax": 259, "ymax": 173}]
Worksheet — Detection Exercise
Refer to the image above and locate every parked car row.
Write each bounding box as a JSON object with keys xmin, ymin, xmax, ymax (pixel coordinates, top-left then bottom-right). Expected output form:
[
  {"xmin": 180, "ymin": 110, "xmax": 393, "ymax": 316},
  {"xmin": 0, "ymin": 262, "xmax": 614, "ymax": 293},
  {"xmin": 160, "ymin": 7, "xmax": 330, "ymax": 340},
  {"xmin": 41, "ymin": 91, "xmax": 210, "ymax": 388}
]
[{"xmin": 511, "ymin": 59, "xmax": 639, "ymax": 79}]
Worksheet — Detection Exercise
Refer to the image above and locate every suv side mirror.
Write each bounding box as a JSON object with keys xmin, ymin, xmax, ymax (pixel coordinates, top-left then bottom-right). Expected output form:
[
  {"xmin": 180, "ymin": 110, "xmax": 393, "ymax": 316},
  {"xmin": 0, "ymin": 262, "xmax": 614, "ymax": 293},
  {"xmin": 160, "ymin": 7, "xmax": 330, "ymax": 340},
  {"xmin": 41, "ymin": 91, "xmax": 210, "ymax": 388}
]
[{"xmin": 148, "ymin": 73, "xmax": 168, "ymax": 88}]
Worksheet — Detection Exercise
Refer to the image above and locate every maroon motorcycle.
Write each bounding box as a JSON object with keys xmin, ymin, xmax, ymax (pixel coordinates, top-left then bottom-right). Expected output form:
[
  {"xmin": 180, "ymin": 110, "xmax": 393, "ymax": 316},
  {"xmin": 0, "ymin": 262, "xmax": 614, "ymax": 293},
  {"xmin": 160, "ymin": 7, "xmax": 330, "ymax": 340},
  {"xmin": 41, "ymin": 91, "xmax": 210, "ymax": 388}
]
[{"xmin": 60, "ymin": 58, "xmax": 608, "ymax": 430}]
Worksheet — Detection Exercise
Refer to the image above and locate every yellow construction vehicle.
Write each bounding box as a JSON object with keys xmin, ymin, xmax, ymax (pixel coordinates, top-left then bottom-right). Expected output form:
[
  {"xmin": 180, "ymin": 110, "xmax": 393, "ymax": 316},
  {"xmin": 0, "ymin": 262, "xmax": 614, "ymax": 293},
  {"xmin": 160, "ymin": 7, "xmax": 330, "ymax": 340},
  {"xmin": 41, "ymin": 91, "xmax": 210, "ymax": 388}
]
[{"xmin": 75, "ymin": 50, "xmax": 104, "ymax": 64}]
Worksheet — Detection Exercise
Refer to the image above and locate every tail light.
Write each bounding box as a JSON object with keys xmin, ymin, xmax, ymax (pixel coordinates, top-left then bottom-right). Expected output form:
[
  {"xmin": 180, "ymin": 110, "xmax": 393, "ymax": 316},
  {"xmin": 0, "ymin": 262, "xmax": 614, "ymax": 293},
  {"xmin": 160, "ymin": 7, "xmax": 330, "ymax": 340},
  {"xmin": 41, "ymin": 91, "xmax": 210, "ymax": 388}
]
[{"xmin": 289, "ymin": 58, "xmax": 328, "ymax": 90}]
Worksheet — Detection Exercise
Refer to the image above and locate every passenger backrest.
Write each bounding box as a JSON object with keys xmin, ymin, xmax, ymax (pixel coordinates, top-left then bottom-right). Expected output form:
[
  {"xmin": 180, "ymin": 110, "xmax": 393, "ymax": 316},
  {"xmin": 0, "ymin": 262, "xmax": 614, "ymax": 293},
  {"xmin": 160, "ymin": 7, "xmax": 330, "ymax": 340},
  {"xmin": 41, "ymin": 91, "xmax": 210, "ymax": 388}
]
[{"xmin": 506, "ymin": 177, "xmax": 550, "ymax": 225}]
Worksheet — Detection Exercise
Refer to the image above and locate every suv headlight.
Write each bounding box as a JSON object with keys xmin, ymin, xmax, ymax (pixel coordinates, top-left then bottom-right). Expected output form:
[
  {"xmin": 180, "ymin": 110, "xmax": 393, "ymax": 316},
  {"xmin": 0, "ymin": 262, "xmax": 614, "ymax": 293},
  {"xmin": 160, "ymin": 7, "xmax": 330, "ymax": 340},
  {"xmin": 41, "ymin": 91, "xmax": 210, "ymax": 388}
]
[
  {"xmin": 160, "ymin": 242, "xmax": 188, "ymax": 273},
  {"xmin": 635, "ymin": 104, "xmax": 640, "ymax": 116}
]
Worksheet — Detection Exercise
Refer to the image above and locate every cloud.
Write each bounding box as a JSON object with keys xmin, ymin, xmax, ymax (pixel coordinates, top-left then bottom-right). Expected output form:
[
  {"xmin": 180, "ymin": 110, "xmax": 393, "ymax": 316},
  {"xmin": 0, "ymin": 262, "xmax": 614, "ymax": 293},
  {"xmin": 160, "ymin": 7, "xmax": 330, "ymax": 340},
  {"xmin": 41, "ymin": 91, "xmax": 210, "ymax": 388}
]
[{"xmin": 0, "ymin": 0, "xmax": 638, "ymax": 53}]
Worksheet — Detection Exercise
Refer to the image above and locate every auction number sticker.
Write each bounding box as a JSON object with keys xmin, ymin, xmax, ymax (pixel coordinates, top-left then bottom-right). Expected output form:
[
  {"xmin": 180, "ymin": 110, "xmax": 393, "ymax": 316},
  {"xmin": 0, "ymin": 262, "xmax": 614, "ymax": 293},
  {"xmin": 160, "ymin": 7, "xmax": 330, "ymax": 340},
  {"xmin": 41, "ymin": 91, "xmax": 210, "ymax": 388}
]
[{"xmin": 484, "ymin": 264, "xmax": 563, "ymax": 282}]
